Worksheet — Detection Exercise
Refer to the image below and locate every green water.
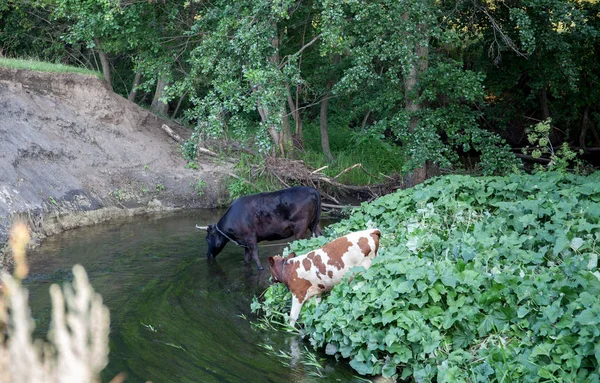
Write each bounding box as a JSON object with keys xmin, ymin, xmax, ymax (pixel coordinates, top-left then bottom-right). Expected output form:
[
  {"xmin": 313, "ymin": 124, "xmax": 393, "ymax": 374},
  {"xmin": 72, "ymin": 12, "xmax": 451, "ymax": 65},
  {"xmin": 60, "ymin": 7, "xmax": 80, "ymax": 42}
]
[{"xmin": 24, "ymin": 212, "xmax": 363, "ymax": 383}]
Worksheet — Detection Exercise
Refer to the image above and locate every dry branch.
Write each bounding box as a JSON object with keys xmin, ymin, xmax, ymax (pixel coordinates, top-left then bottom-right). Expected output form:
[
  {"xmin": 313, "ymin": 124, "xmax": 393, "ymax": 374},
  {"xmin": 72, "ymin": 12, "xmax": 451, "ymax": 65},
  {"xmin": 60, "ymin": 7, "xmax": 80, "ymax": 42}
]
[
  {"xmin": 198, "ymin": 147, "xmax": 219, "ymax": 158},
  {"xmin": 321, "ymin": 203, "xmax": 358, "ymax": 209},
  {"xmin": 161, "ymin": 124, "xmax": 182, "ymax": 143},
  {"xmin": 264, "ymin": 157, "xmax": 398, "ymax": 201}
]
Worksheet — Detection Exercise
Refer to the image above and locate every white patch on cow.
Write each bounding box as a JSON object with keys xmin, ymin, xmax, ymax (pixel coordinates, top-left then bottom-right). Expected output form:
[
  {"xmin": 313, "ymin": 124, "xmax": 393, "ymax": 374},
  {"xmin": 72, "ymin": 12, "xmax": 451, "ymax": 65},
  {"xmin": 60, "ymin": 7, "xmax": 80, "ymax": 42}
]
[{"xmin": 283, "ymin": 229, "xmax": 380, "ymax": 326}]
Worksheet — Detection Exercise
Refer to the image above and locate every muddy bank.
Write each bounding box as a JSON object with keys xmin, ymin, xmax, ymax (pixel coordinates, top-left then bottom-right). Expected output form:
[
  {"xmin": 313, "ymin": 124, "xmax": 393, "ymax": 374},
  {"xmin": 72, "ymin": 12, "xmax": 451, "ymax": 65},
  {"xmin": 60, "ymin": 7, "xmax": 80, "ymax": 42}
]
[{"xmin": 0, "ymin": 67, "xmax": 232, "ymax": 267}]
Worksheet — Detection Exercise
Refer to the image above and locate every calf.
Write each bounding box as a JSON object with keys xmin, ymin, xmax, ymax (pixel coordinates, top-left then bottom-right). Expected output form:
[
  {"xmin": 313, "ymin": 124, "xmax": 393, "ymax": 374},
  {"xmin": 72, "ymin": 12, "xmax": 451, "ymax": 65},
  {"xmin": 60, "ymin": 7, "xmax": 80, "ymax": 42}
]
[{"xmin": 268, "ymin": 229, "xmax": 381, "ymax": 326}]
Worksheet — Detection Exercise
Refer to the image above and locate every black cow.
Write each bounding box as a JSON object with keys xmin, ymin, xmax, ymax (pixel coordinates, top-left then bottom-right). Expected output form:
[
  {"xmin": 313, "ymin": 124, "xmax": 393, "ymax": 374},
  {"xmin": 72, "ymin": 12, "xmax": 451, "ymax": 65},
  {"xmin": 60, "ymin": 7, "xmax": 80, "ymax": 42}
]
[{"xmin": 197, "ymin": 186, "xmax": 322, "ymax": 270}]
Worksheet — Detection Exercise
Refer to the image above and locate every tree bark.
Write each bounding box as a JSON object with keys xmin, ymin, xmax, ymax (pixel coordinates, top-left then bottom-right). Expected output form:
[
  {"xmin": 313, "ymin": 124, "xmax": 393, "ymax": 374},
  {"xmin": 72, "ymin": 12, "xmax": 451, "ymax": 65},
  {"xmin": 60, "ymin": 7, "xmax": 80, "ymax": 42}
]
[
  {"xmin": 171, "ymin": 91, "xmax": 188, "ymax": 119},
  {"xmin": 580, "ymin": 106, "xmax": 590, "ymax": 152},
  {"xmin": 404, "ymin": 29, "xmax": 429, "ymax": 187},
  {"xmin": 128, "ymin": 72, "xmax": 141, "ymax": 102},
  {"xmin": 255, "ymin": 22, "xmax": 291, "ymax": 157},
  {"xmin": 94, "ymin": 38, "xmax": 113, "ymax": 92},
  {"xmin": 319, "ymin": 54, "xmax": 340, "ymax": 163},
  {"xmin": 258, "ymin": 105, "xmax": 284, "ymax": 156},
  {"xmin": 320, "ymin": 80, "xmax": 335, "ymax": 162},
  {"xmin": 281, "ymin": 103, "xmax": 294, "ymax": 151},
  {"xmin": 151, "ymin": 76, "xmax": 169, "ymax": 115},
  {"xmin": 286, "ymin": 85, "xmax": 303, "ymax": 140}
]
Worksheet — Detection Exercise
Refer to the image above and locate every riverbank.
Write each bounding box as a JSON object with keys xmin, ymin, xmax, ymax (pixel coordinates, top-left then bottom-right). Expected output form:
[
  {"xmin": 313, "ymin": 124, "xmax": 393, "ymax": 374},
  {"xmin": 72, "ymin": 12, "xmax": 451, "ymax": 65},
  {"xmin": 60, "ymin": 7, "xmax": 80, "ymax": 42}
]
[{"xmin": 0, "ymin": 66, "xmax": 232, "ymax": 268}]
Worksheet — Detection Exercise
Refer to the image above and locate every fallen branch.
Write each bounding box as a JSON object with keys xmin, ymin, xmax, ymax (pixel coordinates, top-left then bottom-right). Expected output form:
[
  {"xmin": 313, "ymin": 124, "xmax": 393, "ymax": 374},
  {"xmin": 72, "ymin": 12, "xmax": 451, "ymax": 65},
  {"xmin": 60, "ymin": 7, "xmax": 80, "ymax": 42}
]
[
  {"xmin": 514, "ymin": 153, "xmax": 551, "ymax": 164},
  {"xmin": 272, "ymin": 172, "xmax": 291, "ymax": 188},
  {"xmin": 332, "ymin": 163, "xmax": 362, "ymax": 180},
  {"xmin": 161, "ymin": 124, "xmax": 182, "ymax": 143},
  {"xmin": 311, "ymin": 165, "xmax": 328, "ymax": 174},
  {"xmin": 198, "ymin": 147, "xmax": 219, "ymax": 158},
  {"xmin": 321, "ymin": 203, "xmax": 358, "ymax": 209}
]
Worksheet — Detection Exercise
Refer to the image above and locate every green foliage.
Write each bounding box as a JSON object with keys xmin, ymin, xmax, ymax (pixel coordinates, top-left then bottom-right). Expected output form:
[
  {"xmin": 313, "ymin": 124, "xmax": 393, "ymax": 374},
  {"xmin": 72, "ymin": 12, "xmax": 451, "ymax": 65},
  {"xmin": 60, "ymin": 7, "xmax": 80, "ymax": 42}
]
[
  {"xmin": 111, "ymin": 188, "xmax": 123, "ymax": 201},
  {"xmin": 301, "ymin": 123, "xmax": 405, "ymax": 185},
  {"xmin": 193, "ymin": 178, "xmax": 206, "ymax": 196},
  {"xmin": 524, "ymin": 119, "xmax": 585, "ymax": 173},
  {"xmin": 227, "ymin": 178, "xmax": 254, "ymax": 201},
  {"xmin": 155, "ymin": 183, "xmax": 165, "ymax": 192},
  {"xmin": 225, "ymin": 153, "xmax": 281, "ymax": 200},
  {"xmin": 254, "ymin": 172, "xmax": 600, "ymax": 381}
]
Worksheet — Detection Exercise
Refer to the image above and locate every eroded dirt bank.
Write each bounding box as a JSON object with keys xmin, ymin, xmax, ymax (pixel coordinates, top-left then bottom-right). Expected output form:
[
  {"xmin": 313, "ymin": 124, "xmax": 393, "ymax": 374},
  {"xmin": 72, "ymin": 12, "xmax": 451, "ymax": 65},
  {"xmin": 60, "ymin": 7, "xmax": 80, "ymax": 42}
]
[{"xmin": 0, "ymin": 67, "xmax": 231, "ymax": 267}]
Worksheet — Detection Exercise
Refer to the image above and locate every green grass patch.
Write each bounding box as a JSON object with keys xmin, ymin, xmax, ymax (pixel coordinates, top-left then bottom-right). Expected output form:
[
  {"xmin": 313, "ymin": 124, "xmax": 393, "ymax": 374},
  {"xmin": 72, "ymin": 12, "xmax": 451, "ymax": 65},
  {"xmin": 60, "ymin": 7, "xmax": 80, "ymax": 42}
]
[
  {"xmin": 253, "ymin": 171, "xmax": 600, "ymax": 381},
  {"xmin": 300, "ymin": 122, "xmax": 405, "ymax": 185},
  {"xmin": 0, "ymin": 57, "xmax": 102, "ymax": 78}
]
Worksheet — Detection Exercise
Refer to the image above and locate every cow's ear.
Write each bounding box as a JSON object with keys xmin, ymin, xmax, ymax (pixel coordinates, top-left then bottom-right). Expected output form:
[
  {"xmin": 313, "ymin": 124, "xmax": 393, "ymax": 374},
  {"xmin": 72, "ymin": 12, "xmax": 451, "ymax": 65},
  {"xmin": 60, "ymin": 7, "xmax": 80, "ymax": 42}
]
[
  {"xmin": 285, "ymin": 252, "xmax": 296, "ymax": 260},
  {"xmin": 268, "ymin": 256, "xmax": 275, "ymax": 266}
]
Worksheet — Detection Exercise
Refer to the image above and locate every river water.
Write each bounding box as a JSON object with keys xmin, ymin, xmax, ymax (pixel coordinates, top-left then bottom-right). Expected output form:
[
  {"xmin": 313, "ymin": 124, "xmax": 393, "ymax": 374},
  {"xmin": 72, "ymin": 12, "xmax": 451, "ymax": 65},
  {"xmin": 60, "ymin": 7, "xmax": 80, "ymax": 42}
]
[{"xmin": 23, "ymin": 212, "xmax": 364, "ymax": 383}]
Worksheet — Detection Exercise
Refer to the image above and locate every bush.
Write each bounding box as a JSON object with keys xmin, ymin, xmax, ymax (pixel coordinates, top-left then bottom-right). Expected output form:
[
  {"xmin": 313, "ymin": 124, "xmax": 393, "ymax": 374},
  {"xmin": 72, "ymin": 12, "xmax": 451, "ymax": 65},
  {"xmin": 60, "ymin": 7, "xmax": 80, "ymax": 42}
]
[{"xmin": 253, "ymin": 171, "xmax": 600, "ymax": 381}]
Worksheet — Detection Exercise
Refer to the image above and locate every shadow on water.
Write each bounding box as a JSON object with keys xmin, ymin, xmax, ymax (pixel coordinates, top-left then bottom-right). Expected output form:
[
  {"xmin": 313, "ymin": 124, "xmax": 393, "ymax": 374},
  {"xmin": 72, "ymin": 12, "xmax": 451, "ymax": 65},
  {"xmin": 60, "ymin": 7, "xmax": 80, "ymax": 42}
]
[{"xmin": 23, "ymin": 211, "xmax": 364, "ymax": 383}]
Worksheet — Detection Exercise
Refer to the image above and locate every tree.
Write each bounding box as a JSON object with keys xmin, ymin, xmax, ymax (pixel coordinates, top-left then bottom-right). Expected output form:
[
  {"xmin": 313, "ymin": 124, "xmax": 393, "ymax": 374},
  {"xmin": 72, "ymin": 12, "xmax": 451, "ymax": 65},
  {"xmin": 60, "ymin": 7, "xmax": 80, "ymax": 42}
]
[
  {"xmin": 179, "ymin": 0, "xmax": 324, "ymax": 156},
  {"xmin": 318, "ymin": 0, "xmax": 518, "ymax": 184}
]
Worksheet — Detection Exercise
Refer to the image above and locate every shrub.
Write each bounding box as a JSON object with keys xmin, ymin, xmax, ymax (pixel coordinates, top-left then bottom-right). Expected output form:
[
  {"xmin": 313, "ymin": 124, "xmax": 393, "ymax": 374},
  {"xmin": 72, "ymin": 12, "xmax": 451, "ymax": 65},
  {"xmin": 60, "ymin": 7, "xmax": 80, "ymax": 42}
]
[{"xmin": 253, "ymin": 172, "xmax": 600, "ymax": 381}]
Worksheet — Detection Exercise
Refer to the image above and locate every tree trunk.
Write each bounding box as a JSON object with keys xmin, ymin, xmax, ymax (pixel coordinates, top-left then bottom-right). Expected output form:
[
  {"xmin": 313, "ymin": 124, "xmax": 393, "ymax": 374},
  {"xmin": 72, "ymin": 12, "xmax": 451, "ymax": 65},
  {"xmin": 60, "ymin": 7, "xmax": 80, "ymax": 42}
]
[
  {"xmin": 404, "ymin": 30, "xmax": 429, "ymax": 187},
  {"xmin": 287, "ymin": 85, "xmax": 303, "ymax": 141},
  {"xmin": 320, "ymin": 80, "xmax": 335, "ymax": 162},
  {"xmin": 151, "ymin": 76, "xmax": 169, "ymax": 115},
  {"xmin": 128, "ymin": 72, "xmax": 141, "ymax": 102},
  {"xmin": 281, "ymin": 103, "xmax": 294, "ymax": 155},
  {"xmin": 258, "ymin": 106, "xmax": 284, "ymax": 156},
  {"xmin": 94, "ymin": 38, "xmax": 113, "ymax": 92},
  {"xmin": 580, "ymin": 106, "xmax": 590, "ymax": 152},
  {"xmin": 171, "ymin": 91, "xmax": 188, "ymax": 119},
  {"xmin": 256, "ymin": 22, "xmax": 291, "ymax": 157}
]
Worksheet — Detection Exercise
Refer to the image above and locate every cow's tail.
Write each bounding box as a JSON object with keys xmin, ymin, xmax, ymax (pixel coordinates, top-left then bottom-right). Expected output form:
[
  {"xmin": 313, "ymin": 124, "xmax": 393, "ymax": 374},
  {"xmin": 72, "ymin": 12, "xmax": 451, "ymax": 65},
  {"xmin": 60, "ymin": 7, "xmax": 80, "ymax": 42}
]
[{"xmin": 311, "ymin": 188, "xmax": 323, "ymax": 237}]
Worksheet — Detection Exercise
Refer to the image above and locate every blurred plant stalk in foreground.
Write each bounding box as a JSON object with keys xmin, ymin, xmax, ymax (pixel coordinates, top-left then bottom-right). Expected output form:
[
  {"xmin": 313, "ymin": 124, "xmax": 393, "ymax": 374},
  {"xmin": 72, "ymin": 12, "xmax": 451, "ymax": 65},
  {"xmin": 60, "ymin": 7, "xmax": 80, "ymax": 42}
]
[{"xmin": 0, "ymin": 221, "xmax": 110, "ymax": 383}]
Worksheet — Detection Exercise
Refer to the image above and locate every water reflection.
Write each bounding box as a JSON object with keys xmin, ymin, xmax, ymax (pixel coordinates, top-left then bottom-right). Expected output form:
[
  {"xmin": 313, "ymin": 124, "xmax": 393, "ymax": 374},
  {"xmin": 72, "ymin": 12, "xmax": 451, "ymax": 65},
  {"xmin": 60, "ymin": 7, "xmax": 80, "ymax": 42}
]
[{"xmin": 23, "ymin": 211, "xmax": 363, "ymax": 383}]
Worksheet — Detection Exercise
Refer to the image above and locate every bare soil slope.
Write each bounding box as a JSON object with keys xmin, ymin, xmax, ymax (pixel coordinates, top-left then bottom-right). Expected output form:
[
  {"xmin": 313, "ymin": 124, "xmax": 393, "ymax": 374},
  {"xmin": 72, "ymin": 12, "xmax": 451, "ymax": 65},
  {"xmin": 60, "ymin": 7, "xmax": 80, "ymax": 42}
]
[{"xmin": 0, "ymin": 67, "xmax": 230, "ymax": 262}]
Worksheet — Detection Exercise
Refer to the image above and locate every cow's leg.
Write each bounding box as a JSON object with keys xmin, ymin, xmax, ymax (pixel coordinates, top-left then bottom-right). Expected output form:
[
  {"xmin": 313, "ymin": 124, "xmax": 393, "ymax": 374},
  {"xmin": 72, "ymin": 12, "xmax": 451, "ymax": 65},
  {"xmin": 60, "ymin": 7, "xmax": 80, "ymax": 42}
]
[
  {"xmin": 289, "ymin": 296, "xmax": 304, "ymax": 327},
  {"xmin": 293, "ymin": 224, "xmax": 309, "ymax": 240},
  {"xmin": 248, "ymin": 243, "xmax": 263, "ymax": 270},
  {"xmin": 243, "ymin": 247, "xmax": 252, "ymax": 265},
  {"xmin": 312, "ymin": 222, "xmax": 323, "ymax": 237}
]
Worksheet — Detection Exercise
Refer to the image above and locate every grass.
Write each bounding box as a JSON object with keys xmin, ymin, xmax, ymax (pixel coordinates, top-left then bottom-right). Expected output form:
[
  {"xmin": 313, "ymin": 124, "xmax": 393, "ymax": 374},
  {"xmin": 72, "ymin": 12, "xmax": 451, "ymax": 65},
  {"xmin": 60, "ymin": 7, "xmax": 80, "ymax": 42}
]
[
  {"xmin": 0, "ymin": 57, "xmax": 102, "ymax": 78},
  {"xmin": 300, "ymin": 122, "xmax": 406, "ymax": 185}
]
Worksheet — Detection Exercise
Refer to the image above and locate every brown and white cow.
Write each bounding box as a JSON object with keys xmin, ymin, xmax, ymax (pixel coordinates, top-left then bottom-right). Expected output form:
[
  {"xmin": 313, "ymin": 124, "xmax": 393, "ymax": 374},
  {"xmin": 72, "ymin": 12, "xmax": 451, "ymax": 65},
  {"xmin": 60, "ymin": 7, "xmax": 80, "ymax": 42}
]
[{"xmin": 268, "ymin": 228, "xmax": 381, "ymax": 326}]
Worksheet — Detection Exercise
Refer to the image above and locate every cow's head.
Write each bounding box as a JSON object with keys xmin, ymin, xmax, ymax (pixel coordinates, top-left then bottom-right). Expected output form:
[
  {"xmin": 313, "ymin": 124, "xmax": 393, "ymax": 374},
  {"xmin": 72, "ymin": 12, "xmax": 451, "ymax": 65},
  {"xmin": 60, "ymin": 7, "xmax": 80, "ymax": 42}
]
[
  {"xmin": 205, "ymin": 224, "xmax": 228, "ymax": 258},
  {"xmin": 268, "ymin": 252, "xmax": 295, "ymax": 283}
]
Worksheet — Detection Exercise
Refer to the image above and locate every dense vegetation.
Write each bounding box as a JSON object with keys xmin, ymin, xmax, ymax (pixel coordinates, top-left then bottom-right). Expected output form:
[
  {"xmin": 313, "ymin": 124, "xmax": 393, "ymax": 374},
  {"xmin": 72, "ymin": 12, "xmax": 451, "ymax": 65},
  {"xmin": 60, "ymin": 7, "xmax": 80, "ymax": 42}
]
[
  {"xmin": 252, "ymin": 171, "xmax": 600, "ymax": 381},
  {"xmin": 2, "ymin": 0, "xmax": 599, "ymax": 183}
]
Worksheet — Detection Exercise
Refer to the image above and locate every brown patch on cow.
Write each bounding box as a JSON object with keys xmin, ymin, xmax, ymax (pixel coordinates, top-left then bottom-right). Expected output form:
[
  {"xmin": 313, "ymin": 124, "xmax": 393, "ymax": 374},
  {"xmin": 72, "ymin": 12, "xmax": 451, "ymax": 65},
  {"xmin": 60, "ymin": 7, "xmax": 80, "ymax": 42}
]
[
  {"xmin": 318, "ymin": 284, "xmax": 325, "ymax": 289},
  {"xmin": 327, "ymin": 270, "xmax": 333, "ymax": 278},
  {"xmin": 371, "ymin": 230, "xmax": 381, "ymax": 252},
  {"xmin": 324, "ymin": 237, "xmax": 352, "ymax": 270},
  {"xmin": 302, "ymin": 258, "xmax": 311, "ymax": 271},
  {"xmin": 358, "ymin": 237, "xmax": 371, "ymax": 257},
  {"xmin": 286, "ymin": 262, "xmax": 312, "ymax": 303},
  {"xmin": 307, "ymin": 252, "xmax": 326, "ymax": 274}
]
